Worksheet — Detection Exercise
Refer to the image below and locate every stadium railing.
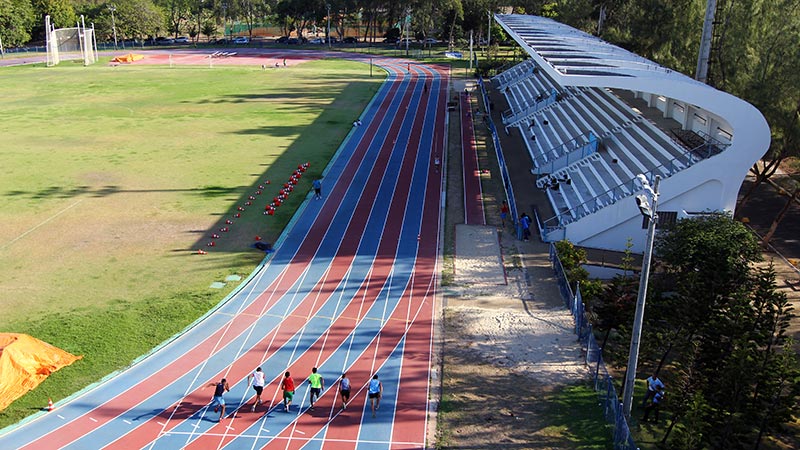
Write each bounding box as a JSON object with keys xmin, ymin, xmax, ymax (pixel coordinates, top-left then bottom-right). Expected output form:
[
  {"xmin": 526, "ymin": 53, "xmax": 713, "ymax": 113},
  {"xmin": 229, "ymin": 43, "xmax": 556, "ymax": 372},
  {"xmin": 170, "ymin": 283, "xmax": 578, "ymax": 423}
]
[
  {"xmin": 550, "ymin": 243, "xmax": 639, "ymax": 450},
  {"xmin": 477, "ymin": 76, "xmax": 521, "ymax": 238},
  {"xmin": 540, "ymin": 132, "xmax": 731, "ymax": 240}
]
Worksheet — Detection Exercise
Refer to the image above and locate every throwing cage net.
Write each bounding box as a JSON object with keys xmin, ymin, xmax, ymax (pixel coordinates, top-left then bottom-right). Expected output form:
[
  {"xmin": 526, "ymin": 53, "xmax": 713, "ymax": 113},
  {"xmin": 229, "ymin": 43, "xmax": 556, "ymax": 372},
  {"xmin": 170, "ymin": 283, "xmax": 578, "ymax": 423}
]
[{"xmin": 46, "ymin": 15, "xmax": 98, "ymax": 67}]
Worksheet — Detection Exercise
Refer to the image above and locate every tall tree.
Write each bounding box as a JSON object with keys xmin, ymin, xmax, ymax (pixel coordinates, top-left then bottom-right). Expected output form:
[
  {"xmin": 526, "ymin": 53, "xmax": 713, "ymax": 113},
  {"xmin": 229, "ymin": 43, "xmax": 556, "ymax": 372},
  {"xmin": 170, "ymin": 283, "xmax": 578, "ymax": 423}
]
[
  {"xmin": 34, "ymin": 0, "xmax": 77, "ymax": 28},
  {"xmin": 113, "ymin": 0, "xmax": 164, "ymax": 41},
  {"xmin": 0, "ymin": 0, "xmax": 36, "ymax": 46}
]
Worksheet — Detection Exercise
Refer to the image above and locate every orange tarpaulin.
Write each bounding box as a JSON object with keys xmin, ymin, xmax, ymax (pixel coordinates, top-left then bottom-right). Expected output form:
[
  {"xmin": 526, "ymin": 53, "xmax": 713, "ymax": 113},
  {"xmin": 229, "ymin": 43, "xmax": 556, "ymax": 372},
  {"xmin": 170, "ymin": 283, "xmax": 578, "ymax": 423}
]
[
  {"xmin": 110, "ymin": 53, "xmax": 145, "ymax": 63},
  {"xmin": 0, "ymin": 333, "xmax": 81, "ymax": 411}
]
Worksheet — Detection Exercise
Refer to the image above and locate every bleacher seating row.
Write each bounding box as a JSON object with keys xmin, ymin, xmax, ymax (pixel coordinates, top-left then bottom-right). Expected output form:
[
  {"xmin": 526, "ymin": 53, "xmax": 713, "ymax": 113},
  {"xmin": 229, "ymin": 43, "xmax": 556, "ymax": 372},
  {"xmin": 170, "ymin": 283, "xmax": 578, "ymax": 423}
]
[{"xmin": 492, "ymin": 65, "xmax": 716, "ymax": 226}]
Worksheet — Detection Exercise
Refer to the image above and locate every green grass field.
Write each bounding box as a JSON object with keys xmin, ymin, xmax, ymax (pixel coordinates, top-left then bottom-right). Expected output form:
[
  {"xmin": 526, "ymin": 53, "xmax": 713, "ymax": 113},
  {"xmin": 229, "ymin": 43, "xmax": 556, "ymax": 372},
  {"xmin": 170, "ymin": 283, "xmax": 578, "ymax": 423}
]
[{"xmin": 0, "ymin": 57, "xmax": 384, "ymax": 427}]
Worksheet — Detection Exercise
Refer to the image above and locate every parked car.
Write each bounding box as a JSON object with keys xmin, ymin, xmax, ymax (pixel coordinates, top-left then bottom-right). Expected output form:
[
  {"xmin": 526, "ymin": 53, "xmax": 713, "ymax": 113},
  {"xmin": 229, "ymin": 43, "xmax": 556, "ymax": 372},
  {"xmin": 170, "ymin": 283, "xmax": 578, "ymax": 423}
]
[
  {"xmin": 155, "ymin": 37, "xmax": 174, "ymax": 45},
  {"xmin": 422, "ymin": 37, "xmax": 440, "ymax": 45},
  {"xmin": 343, "ymin": 36, "xmax": 358, "ymax": 44},
  {"xmin": 382, "ymin": 37, "xmax": 398, "ymax": 44},
  {"xmin": 276, "ymin": 36, "xmax": 289, "ymax": 44},
  {"xmin": 233, "ymin": 36, "xmax": 249, "ymax": 44},
  {"xmin": 174, "ymin": 36, "xmax": 190, "ymax": 44},
  {"xmin": 309, "ymin": 37, "xmax": 324, "ymax": 44}
]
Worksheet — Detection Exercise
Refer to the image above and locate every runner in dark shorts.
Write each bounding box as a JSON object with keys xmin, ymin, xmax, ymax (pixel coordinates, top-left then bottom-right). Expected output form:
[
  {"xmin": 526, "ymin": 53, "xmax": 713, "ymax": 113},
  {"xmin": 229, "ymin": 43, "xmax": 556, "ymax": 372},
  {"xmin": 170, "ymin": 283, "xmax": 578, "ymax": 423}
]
[
  {"xmin": 367, "ymin": 374, "xmax": 382, "ymax": 418},
  {"xmin": 247, "ymin": 367, "xmax": 266, "ymax": 411},
  {"xmin": 308, "ymin": 367, "xmax": 324, "ymax": 409},
  {"xmin": 339, "ymin": 373, "xmax": 351, "ymax": 409}
]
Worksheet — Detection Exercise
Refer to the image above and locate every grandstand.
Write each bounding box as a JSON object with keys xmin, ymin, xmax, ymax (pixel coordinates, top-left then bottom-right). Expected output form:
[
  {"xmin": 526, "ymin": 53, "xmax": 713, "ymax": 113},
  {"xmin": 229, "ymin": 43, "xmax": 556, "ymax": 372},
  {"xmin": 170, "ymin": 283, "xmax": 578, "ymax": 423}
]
[{"xmin": 492, "ymin": 14, "xmax": 769, "ymax": 253}]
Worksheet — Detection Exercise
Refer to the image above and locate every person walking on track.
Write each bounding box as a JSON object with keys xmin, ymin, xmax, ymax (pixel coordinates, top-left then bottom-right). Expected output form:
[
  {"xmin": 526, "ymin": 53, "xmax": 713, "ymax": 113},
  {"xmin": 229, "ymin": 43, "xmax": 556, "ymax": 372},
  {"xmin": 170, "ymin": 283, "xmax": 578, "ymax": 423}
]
[
  {"xmin": 339, "ymin": 373, "xmax": 351, "ymax": 409},
  {"xmin": 308, "ymin": 367, "xmax": 324, "ymax": 409},
  {"xmin": 368, "ymin": 374, "xmax": 382, "ymax": 418},
  {"xmin": 312, "ymin": 178, "xmax": 323, "ymax": 200},
  {"xmin": 207, "ymin": 378, "xmax": 230, "ymax": 422},
  {"xmin": 247, "ymin": 367, "xmax": 266, "ymax": 411},
  {"xmin": 281, "ymin": 371, "xmax": 295, "ymax": 412}
]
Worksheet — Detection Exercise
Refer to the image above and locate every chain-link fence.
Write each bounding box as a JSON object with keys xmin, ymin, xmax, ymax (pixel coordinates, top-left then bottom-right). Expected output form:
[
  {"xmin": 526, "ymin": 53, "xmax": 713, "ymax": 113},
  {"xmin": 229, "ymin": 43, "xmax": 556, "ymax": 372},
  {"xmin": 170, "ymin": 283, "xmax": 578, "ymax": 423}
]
[{"xmin": 550, "ymin": 243, "xmax": 639, "ymax": 450}]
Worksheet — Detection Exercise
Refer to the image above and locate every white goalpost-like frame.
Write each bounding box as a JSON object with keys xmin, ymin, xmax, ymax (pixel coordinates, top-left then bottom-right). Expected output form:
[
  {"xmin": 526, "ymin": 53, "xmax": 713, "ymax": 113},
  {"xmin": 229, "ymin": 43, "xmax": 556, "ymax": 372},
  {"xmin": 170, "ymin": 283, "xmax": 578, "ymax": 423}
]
[{"xmin": 46, "ymin": 15, "xmax": 98, "ymax": 67}]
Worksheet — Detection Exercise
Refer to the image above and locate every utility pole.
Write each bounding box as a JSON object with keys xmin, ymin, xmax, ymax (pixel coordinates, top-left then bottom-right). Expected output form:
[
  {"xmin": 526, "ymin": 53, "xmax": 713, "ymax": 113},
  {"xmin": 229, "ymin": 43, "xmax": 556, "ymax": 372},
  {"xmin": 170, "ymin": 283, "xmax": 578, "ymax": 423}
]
[
  {"xmin": 696, "ymin": 0, "xmax": 718, "ymax": 84},
  {"xmin": 622, "ymin": 175, "xmax": 661, "ymax": 420},
  {"xmin": 326, "ymin": 3, "xmax": 331, "ymax": 49},
  {"xmin": 108, "ymin": 5, "xmax": 118, "ymax": 50},
  {"xmin": 469, "ymin": 30, "xmax": 473, "ymax": 70},
  {"xmin": 487, "ymin": 10, "xmax": 491, "ymax": 47},
  {"xmin": 404, "ymin": 9, "xmax": 411, "ymax": 57}
]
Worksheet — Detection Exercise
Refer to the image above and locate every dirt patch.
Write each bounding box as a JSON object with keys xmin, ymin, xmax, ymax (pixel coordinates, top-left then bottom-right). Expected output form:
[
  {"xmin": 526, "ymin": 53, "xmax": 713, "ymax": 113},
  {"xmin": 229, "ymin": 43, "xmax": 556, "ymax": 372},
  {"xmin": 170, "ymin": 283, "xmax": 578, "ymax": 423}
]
[{"xmin": 436, "ymin": 79, "xmax": 590, "ymax": 449}]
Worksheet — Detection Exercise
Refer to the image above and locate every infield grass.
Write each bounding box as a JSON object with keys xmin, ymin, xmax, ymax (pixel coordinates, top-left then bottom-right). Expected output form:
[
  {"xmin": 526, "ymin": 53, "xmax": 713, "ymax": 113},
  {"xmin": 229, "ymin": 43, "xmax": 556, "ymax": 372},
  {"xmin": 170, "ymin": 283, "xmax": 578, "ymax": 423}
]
[{"xmin": 0, "ymin": 56, "xmax": 384, "ymax": 427}]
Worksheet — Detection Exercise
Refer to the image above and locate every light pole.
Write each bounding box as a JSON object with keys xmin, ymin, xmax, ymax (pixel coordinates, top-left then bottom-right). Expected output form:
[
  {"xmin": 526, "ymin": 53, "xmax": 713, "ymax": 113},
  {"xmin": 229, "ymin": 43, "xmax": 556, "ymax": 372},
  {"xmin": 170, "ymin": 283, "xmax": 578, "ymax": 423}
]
[
  {"xmin": 487, "ymin": 10, "xmax": 492, "ymax": 47},
  {"xmin": 622, "ymin": 174, "xmax": 661, "ymax": 420},
  {"xmin": 222, "ymin": 3, "xmax": 228, "ymax": 42},
  {"xmin": 108, "ymin": 5, "xmax": 118, "ymax": 50},
  {"xmin": 326, "ymin": 3, "xmax": 331, "ymax": 49}
]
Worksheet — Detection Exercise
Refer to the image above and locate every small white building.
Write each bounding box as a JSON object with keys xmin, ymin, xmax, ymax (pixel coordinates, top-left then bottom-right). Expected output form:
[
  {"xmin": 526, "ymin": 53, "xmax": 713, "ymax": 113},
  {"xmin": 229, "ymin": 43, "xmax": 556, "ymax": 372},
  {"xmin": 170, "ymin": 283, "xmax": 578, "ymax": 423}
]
[{"xmin": 492, "ymin": 14, "xmax": 769, "ymax": 253}]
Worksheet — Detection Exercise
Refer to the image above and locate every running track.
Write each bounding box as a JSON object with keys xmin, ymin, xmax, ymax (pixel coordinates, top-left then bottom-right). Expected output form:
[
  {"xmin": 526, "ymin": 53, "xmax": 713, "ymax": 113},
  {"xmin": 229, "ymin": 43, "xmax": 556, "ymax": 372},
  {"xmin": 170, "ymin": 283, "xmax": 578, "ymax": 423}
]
[
  {"xmin": 0, "ymin": 54, "xmax": 447, "ymax": 450},
  {"xmin": 461, "ymin": 92, "xmax": 484, "ymax": 225}
]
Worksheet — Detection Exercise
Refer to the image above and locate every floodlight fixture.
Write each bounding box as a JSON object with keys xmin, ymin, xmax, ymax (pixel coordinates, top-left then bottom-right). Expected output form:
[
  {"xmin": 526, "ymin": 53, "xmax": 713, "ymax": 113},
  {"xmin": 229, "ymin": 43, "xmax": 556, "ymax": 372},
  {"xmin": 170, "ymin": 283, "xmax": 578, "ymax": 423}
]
[{"xmin": 635, "ymin": 194, "xmax": 653, "ymax": 218}]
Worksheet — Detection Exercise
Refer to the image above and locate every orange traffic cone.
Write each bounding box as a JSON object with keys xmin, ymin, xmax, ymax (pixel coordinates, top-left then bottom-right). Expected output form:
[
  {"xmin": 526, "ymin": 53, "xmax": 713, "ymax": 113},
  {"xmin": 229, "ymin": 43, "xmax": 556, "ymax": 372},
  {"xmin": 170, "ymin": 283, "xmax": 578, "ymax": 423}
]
[{"xmin": 48, "ymin": 398, "xmax": 54, "ymax": 412}]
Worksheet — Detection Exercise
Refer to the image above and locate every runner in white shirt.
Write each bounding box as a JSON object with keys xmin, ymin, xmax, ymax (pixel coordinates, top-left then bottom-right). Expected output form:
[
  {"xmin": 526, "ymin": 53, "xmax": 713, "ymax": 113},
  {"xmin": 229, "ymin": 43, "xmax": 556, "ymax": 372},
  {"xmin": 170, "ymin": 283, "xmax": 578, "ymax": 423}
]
[{"xmin": 247, "ymin": 367, "xmax": 266, "ymax": 411}]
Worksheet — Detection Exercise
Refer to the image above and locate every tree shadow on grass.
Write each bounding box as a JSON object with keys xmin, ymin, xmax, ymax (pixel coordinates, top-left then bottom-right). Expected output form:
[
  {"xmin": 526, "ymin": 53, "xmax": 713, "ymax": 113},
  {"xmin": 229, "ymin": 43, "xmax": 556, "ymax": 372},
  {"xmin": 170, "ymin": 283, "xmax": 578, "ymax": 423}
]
[{"xmin": 5, "ymin": 185, "xmax": 246, "ymax": 200}]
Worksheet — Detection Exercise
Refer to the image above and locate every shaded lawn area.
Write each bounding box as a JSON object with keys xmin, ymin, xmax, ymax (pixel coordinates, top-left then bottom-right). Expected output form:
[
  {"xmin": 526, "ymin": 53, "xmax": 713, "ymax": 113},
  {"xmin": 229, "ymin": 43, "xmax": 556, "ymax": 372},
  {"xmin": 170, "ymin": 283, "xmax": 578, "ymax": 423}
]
[{"xmin": 0, "ymin": 57, "xmax": 384, "ymax": 428}]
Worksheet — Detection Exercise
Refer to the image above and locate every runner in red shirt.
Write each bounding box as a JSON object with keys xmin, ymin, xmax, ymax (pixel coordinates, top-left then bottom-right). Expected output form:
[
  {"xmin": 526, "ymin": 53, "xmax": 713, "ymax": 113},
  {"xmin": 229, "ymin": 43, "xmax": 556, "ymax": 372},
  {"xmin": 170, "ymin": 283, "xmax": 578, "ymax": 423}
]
[{"xmin": 281, "ymin": 372, "xmax": 295, "ymax": 412}]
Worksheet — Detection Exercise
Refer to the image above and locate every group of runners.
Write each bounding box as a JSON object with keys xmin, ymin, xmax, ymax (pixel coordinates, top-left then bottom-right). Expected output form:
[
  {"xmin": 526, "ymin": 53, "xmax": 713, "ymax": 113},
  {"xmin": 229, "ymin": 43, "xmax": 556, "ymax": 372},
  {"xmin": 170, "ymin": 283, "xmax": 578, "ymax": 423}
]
[{"xmin": 208, "ymin": 368, "xmax": 383, "ymax": 421}]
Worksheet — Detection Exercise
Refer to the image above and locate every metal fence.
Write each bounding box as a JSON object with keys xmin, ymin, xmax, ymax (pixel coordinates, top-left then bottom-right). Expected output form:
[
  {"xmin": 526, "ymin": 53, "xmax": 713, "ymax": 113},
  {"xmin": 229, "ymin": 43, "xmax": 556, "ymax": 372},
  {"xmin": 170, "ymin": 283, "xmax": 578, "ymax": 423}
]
[
  {"xmin": 550, "ymin": 243, "xmax": 639, "ymax": 450},
  {"xmin": 476, "ymin": 76, "xmax": 521, "ymax": 237}
]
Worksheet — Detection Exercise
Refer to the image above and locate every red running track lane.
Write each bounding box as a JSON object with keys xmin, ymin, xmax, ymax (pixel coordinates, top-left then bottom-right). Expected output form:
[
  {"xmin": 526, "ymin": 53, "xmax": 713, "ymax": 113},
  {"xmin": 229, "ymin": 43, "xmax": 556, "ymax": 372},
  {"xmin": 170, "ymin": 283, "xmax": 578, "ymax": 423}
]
[
  {"xmin": 101, "ymin": 63, "xmax": 420, "ymax": 450},
  {"xmin": 258, "ymin": 66, "xmax": 446, "ymax": 450},
  {"xmin": 16, "ymin": 60, "xmax": 412, "ymax": 450},
  {"xmin": 461, "ymin": 92, "xmax": 485, "ymax": 225},
  {"xmin": 183, "ymin": 69, "xmax": 435, "ymax": 450}
]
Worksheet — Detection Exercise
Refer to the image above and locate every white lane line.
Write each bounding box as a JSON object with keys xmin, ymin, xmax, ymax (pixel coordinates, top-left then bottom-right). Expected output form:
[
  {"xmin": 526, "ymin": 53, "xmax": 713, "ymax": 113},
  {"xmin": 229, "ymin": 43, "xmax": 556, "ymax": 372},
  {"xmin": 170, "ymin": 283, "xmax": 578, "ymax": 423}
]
[
  {"xmin": 1, "ymin": 199, "xmax": 84, "ymax": 251},
  {"xmin": 89, "ymin": 417, "xmax": 98, "ymax": 423},
  {"xmin": 123, "ymin": 420, "xmax": 132, "ymax": 425},
  {"xmin": 152, "ymin": 429, "xmax": 425, "ymax": 444},
  {"xmin": 57, "ymin": 415, "xmax": 65, "ymax": 420},
  {"xmin": 294, "ymin": 430, "xmax": 305, "ymax": 435},
  {"xmin": 157, "ymin": 421, "xmax": 165, "ymax": 426}
]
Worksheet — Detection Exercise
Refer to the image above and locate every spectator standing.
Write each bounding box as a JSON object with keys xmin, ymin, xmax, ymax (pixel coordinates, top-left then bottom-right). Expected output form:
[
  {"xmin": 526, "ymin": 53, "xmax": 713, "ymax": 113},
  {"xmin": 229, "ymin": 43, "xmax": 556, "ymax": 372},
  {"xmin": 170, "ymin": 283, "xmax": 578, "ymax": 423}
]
[
  {"xmin": 500, "ymin": 201, "xmax": 510, "ymax": 227},
  {"xmin": 642, "ymin": 373, "xmax": 665, "ymax": 406},
  {"xmin": 312, "ymin": 178, "xmax": 323, "ymax": 200},
  {"xmin": 520, "ymin": 213, "xmax": 531, "ymax": 241},
  {"xmin": 247, "ymin": 367, "xmax": 266, "ymax": 411},
  {"xmin": 642, "ymin": 387, "xmax": 664, "ymax": 422}
]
